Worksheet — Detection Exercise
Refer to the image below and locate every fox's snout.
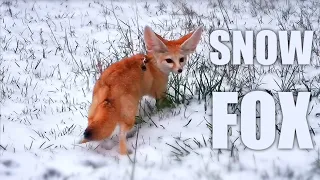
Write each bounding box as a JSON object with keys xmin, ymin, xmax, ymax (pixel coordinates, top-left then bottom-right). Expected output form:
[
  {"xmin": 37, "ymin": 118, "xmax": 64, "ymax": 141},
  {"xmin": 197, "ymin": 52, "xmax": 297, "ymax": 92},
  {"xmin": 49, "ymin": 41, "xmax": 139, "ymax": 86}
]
[{"xmin": 171, "ymin": 67, "xmax": 183, "ymax": 74}]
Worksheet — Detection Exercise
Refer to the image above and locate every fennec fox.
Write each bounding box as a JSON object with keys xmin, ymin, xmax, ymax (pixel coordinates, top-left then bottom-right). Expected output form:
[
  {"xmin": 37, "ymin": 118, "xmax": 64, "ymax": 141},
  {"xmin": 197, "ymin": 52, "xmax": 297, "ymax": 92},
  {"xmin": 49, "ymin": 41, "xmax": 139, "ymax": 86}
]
[{"xmin": 81, "ymin": 26, "xmax": 202, "ymax": 155}]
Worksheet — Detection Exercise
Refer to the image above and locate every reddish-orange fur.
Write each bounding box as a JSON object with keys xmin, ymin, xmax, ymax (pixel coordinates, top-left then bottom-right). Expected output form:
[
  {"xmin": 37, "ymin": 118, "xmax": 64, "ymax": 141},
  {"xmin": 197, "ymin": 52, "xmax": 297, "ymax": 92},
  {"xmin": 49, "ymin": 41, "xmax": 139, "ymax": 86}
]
[{"xmin": 81, "ymin": 26, "xmax": 202, "ymax": 155}]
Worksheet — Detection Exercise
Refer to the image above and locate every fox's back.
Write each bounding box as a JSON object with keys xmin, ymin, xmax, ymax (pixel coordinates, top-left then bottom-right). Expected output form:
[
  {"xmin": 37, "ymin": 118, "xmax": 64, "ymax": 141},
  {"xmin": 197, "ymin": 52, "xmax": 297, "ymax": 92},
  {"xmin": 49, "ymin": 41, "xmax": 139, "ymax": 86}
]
[{"xmin": 94, "ymin": 54, "xmax": 146, "ymax": 98}]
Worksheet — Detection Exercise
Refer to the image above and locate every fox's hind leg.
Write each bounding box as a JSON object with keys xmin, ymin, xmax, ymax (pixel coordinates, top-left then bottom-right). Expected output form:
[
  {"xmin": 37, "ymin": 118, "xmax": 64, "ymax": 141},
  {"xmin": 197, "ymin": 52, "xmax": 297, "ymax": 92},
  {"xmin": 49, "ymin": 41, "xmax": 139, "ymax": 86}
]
[
  {"xmin": 118, "ymin": 95, "xmax": 139, "ymax": 155},
  {"xmin": 119, "ymin": 122, "xmax": 132, "ymax": 155}
]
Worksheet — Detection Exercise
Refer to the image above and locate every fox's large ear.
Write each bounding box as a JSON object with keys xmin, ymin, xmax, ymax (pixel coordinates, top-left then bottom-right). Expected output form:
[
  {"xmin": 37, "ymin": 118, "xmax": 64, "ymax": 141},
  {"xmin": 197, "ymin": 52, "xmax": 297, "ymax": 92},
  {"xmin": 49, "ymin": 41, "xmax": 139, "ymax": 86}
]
[
  {"xmin": 154, "ymin": 32, "xmax": 167, "ymax": 43},
  {"xmin": 180, "ymin": 27, "xmax": 203, "ymax": 54},
  {"xmin": 144, "ymin": 26, "xmax": 168, "ymax": 53}
]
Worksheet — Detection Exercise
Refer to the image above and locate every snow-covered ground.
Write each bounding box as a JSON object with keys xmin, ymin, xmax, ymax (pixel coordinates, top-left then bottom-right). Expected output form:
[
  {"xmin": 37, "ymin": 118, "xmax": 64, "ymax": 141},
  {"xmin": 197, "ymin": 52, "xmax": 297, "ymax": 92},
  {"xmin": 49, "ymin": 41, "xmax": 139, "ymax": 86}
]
[{"xmin": 1, "ymin": 0, "xmax": 320, "ymax": 179}]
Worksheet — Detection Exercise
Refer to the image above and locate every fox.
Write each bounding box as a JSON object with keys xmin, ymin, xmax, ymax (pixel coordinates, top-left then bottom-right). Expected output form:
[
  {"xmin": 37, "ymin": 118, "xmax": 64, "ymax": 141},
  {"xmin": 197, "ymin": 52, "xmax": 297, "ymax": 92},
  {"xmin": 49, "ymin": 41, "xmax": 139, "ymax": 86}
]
[{"xmin": 80, "ymin": 26, "xmax": 203, "ymax": 155}]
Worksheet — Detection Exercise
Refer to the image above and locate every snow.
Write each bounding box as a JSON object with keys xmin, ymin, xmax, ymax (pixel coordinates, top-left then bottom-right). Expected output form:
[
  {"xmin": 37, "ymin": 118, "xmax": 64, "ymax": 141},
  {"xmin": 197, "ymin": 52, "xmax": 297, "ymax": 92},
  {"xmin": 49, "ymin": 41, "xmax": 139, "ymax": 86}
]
[{"xmin": 1, "ymin": 0, "xmax": 320, "ymax": 179}]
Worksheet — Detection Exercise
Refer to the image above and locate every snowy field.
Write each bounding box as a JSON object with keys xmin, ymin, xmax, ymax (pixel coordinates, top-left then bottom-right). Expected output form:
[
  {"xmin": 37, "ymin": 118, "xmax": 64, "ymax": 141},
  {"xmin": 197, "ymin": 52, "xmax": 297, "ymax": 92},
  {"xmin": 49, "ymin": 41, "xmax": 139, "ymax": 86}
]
[{"xmin": 1, "ymin": 0, "xmax": 320, "ymax": 179}]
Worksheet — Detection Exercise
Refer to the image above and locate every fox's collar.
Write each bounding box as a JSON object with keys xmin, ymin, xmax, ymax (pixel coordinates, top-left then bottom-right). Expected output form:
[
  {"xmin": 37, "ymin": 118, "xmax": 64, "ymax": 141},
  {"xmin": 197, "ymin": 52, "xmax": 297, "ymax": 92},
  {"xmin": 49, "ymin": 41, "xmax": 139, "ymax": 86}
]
[{"xmin": 140, "ymin": 55, "xmax": 149, "ymax": 71}]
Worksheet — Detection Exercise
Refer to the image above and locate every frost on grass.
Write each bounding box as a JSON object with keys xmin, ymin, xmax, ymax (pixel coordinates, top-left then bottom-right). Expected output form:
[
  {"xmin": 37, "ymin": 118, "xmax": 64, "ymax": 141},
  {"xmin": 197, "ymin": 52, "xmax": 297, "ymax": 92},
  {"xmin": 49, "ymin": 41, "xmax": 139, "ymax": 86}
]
[{"xmin": 1, "ymin": 0, "xmax": 320, "ymax": 179}]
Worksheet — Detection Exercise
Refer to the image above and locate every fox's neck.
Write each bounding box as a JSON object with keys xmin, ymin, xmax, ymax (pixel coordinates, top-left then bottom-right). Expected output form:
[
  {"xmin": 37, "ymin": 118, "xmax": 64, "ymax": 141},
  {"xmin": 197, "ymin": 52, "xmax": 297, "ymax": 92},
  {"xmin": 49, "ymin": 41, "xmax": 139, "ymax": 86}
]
[{"xmin": 142, "ymin": 53, "xmax": 170, "ymax": 99}]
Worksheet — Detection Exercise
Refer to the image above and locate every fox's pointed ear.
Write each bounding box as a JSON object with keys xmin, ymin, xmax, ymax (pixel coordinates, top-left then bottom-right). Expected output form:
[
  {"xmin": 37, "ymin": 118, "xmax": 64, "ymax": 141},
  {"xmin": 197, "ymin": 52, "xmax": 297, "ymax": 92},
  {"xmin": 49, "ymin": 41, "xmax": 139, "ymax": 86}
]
[
  {"xmin": 144, "ymin": 26, "xmax": 168, "ymax": 53},
  {"xmin": 180, "ymin": 27, "xmax": 203, "ymax": 54},
  {"xmin": 154, "ymin": 32, "xmax": 167, "ymax": 43}
]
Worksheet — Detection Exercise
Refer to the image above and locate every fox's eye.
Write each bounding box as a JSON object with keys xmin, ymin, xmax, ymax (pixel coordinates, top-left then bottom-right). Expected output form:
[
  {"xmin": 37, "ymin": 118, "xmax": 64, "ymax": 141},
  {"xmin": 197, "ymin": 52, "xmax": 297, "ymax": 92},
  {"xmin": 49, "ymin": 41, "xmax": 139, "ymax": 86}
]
[
  {"xmin": 179, "ymin": 57, "xmax": 184, "ymax": 62},
  {"xmin": 165, "ymin": 58, "xmax": 173, "ymax": 63}
]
